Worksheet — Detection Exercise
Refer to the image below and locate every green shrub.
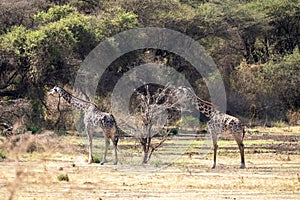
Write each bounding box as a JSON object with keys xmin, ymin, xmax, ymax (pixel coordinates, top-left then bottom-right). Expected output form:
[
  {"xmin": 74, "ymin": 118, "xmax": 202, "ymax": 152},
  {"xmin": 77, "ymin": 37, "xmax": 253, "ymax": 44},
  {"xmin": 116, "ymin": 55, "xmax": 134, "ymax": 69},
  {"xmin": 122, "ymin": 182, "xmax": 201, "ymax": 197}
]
[
  {"xmin": 170, "ymin": 128, "xmax": 178, "ymax": 135},
  {"xmin": 27, "ymin": 124, "xmax": 40, "ymax": 134},
  {"xmin": 0, "ymin": 150, "xmax": 6, "ymax": 159},
  {"xmin": 92, "ymin": 156, "xmax": 101, "ymax": 164},
  {"xmin": 57, "ymin": 174, "xmax": 69, "ymax": 182}
]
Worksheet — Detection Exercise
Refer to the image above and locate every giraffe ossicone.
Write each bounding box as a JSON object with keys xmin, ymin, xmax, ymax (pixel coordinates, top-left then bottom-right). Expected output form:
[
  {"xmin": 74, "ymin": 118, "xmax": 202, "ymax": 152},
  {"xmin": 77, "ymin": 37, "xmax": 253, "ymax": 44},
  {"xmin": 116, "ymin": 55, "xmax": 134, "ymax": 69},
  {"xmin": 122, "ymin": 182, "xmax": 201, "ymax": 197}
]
[{"xmin": 49, "ymin": 86, "xmax": 118, "ymax": 165}]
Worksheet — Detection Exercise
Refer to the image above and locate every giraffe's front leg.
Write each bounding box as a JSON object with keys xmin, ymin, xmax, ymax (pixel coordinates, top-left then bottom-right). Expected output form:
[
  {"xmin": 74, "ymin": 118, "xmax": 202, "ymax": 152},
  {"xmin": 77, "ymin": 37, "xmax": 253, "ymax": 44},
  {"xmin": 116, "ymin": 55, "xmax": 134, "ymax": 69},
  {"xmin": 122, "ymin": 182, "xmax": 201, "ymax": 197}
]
[
  {"xmin": 87, "ymin": 129, "xmax": 93, "ymax": 164},
  {"xmin": 211, "ymin": 134, "xmax": 218, "ymax": 169},
  {"xmin": 209, "ymin": 123, "xmax": 218, "ymax": 169},
  {"xmin": 101, "ymin": 135, "xmax": 110, "ymax": 165}
]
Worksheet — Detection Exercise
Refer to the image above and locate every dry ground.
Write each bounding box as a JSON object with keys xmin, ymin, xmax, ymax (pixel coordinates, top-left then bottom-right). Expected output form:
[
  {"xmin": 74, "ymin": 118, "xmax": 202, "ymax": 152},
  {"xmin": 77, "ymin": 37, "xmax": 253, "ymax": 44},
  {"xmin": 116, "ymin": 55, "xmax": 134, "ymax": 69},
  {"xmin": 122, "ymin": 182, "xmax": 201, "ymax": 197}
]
[{"xmin": 0, "ymin": 127, "xmax": 299, "ymax": 200}]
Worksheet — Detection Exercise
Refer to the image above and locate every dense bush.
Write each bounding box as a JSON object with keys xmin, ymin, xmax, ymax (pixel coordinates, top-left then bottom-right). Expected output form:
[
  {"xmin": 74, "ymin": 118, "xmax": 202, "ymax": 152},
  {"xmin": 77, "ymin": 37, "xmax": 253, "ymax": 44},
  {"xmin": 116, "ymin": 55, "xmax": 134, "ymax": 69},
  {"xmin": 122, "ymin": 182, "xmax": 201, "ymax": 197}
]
[
  {"xmin": 0, "ymin": 0, "xmax": 299, "ymax": 128},
  {"xmin": 232, "ymin": 48, "xmax": 300, "ymax": 123}
]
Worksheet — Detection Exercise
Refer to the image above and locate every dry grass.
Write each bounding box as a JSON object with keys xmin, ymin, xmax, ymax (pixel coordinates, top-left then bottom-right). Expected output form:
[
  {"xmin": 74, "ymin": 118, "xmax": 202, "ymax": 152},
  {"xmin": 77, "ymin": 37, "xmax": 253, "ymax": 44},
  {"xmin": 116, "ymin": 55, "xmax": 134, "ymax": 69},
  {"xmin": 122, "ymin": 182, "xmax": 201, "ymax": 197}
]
[{"xmin": 0, "ymin": 127, "xmax": 299, "ymax": 199}]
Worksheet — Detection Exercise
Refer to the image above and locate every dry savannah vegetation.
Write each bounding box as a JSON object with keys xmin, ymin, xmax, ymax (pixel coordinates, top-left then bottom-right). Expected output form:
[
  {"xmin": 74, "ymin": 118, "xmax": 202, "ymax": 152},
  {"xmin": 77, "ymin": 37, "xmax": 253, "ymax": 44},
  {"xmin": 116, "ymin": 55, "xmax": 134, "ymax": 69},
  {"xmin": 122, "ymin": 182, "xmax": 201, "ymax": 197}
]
[{"xmin": 0, "ymin": 126, "xmax": 299, "ymax": 200}]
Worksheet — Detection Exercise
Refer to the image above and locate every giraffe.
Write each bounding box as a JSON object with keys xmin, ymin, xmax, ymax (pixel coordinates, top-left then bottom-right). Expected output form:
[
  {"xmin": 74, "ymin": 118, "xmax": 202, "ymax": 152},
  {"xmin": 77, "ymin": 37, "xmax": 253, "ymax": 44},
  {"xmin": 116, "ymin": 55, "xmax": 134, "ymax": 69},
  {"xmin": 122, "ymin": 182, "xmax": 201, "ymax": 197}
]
[
  {"xmin": 173, "ymin": 86, "xmax": 245, "ymax": 169},
  {"xmin": 49, "ymin": 86, "xmax": 118, "ymax": 165}
]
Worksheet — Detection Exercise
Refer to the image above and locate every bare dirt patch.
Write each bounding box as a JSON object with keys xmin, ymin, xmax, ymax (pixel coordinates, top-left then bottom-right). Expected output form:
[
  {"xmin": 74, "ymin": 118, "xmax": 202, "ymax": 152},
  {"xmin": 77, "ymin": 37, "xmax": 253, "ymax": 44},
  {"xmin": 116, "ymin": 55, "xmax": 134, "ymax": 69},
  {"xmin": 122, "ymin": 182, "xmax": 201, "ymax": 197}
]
[{"xmin": 0, "ymin": 128, "xmax": 299, "ymax": 199}]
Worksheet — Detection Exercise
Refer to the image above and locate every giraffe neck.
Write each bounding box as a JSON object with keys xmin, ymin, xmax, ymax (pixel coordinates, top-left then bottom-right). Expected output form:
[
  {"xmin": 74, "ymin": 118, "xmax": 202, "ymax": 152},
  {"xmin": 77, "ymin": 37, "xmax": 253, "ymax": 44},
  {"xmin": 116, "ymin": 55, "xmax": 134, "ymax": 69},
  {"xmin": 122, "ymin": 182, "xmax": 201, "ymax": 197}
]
[
  {"xmin": 56, "ymin": 87, "xmax": 93, "ymax": 111},
  {"xmin": 179, "ymin": 87, "xmax": 215, "ymax": 118},
  {"xmin": 194, "ymin": 98, "xmax": 215, "ymax": 118}
]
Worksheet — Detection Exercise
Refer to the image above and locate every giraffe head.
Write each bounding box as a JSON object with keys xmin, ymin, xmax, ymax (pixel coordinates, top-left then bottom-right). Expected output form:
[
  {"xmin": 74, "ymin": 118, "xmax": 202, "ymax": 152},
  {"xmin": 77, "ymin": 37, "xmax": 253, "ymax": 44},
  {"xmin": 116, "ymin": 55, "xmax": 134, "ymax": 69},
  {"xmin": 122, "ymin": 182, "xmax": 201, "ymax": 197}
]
[
  {"xmin": 48, "ymin": 85, "xmax": 84, "ymax": 108},
  {"xmin": 165, "ymin": 86, "xmax": 194, "ymax": 110},
  {"xmin": 49, "ymin": 86, "xmax": 61, "ymax": 95},
  {"xmin": 172, "ymin": 86, "xmax": 194, "ymax": 102},
  {"xmin": 175, "ymin": 86, "xmax": 190, "ymax": 95}
]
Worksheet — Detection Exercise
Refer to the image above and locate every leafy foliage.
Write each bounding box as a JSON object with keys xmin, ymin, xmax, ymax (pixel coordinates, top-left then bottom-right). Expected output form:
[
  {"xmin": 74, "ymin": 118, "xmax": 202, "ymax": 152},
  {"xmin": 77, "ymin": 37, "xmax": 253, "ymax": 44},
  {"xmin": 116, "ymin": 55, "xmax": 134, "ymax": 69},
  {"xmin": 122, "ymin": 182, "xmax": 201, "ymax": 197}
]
[
  {"xmin": 34, "ymin": 5, "xmax": 77, "ymax": 24},
  {"xmin": 0, "ymin": 4, "xmax": 138, "ymax": 128},
  {"xmin": 233, "ymin": 47, "xmax": 300, "ymax": 122},
  {"xmin": 0, "ymin": 0, "xmax": 299, "ymax": 128}
]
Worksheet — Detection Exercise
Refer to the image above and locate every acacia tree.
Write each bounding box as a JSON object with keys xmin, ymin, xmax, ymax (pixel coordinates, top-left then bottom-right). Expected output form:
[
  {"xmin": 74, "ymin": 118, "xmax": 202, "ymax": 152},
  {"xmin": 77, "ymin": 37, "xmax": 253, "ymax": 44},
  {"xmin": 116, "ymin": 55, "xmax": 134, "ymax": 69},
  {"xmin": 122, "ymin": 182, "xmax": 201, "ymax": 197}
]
[{"xmin": 119, "ymin": 85, "xmax": 180, "ymax": 164}]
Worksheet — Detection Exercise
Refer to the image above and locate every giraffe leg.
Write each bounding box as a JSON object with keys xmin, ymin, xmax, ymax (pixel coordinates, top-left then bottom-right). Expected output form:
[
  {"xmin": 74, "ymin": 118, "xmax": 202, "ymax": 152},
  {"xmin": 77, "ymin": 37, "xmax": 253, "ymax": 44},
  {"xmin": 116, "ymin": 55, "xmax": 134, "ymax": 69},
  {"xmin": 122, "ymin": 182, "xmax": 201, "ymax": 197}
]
[
  {"xmin": 233, "ymin": 131, "xmax": 245, "ymax": 169},
  {"xmin": 87, "ymin": 129, "xmax": 93, "ymax": 164},
  {"xmin": 100, "ymin": 135, "xmax": 110, "ymax": 165},
  {"xmin": 238, "ymin": 142, "xmax": 245, "ymax": 169},
  {"xmin": 112, "ymin": 135, "xmax": 118, "ymax": 165},
  {"xmin": 211, "ymin": 133, "xmax": 218, "ymax": 169}
]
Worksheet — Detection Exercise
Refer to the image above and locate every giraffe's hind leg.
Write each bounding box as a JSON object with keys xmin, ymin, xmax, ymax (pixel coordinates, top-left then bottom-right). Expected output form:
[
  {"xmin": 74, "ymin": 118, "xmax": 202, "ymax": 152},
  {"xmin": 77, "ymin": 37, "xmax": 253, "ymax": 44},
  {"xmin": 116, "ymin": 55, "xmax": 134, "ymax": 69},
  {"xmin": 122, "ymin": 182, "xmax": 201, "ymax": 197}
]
[
  {"xmin": 233, "ymin": 130, "xmax": 245, "ymax": 169},
  {"xmin": 238, "ymin": 142, "xmax": 245, "ymax": 169}
]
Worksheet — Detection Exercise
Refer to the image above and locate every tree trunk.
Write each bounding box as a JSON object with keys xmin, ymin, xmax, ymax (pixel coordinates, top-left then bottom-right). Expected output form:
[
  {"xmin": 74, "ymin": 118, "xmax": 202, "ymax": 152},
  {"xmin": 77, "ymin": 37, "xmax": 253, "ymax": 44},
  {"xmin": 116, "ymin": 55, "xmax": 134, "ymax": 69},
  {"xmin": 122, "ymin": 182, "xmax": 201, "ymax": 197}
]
[{"xmin": 141, "ymin": 137, "xmax": 151, "ymax": 163}]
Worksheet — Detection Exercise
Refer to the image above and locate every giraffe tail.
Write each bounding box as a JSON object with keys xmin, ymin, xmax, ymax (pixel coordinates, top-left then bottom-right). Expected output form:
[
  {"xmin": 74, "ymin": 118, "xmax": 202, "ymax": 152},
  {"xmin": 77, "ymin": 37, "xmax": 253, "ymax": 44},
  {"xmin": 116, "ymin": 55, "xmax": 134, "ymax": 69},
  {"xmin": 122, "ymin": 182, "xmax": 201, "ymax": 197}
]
[
  {"xmin": 242, "ymin": 127, "xmax": 246, "ymax": 139},
  {"xmin": 113, "ymin": 135, "xmax": 119, "ymax": 147}
]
